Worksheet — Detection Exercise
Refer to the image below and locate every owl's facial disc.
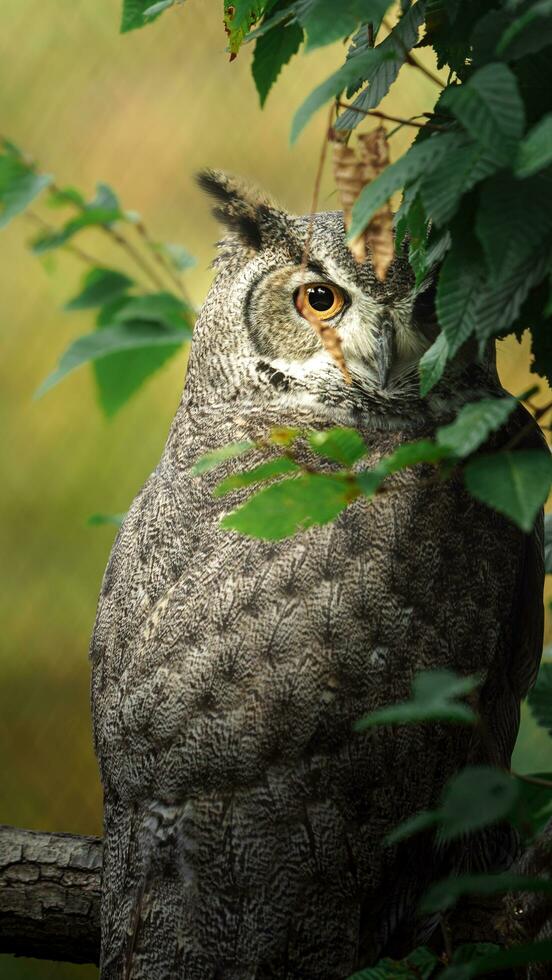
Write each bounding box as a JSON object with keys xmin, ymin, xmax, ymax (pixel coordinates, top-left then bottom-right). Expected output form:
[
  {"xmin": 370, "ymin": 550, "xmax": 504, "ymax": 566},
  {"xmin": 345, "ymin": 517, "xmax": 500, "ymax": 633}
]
[{"xmin": 247, "ymin": 260, "xmax": 426, "ymax": 395}]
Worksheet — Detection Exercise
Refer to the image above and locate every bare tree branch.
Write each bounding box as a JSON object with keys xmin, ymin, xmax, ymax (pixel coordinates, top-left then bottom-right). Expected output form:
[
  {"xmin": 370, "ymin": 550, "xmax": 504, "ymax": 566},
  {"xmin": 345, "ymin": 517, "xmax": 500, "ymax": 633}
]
[{"xmin": 0, "ymin": 824, "xmax": 101, "ymax": 965}]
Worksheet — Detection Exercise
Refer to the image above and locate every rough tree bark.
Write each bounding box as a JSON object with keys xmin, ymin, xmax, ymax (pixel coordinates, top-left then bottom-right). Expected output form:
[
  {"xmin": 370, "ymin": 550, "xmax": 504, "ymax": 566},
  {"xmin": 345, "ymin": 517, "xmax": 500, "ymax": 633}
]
[{"xmin": 0, "ymin": 824, "xmax": 101, "ymax": 964}]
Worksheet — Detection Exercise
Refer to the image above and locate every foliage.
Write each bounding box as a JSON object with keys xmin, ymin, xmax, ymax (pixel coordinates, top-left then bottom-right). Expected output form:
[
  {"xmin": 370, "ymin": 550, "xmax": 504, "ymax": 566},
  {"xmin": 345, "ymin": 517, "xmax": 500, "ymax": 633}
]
[{"xmin": 0, "ymin": 139, "xmax": 195, "ymax": 416}]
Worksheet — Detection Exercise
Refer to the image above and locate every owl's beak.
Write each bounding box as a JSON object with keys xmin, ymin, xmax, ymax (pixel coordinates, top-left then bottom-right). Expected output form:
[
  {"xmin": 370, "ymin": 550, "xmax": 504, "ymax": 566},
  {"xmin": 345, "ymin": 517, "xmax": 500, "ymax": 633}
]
[{"xmin": 375, "ymin": 316, "xmax": 395, "ymax": 389}]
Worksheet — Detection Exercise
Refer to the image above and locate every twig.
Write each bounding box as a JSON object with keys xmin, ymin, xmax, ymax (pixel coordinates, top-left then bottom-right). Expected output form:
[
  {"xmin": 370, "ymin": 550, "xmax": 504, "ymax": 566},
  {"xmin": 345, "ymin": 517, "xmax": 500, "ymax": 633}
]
[
  {"xmin": 49, "ymin": 178, "xmax": 168, "ymax": 293},
  {"xmin": 404, "ymin": 50, "xmax": 446, "ymax": 89},
  {"xmin": 512, "ymin": 771, "xmax": 552, "ymax": 790},
  {"xmin": 134, "ymin": 220, "xmax": 191, "ymax": 302},
  {"xmin": 503, "ymin": 400, "xmax": 552, "ymax": 452},
  {"xmin": 25, "ymin": 211, "xmax": 106, "ymax": 268},
  {"xmin": 335, "ymin": 102, "xmax": 446, "ymax": 131},
  {"xmin": 367, "ymin": 22, "xmax": 374, "ymax": 48}
]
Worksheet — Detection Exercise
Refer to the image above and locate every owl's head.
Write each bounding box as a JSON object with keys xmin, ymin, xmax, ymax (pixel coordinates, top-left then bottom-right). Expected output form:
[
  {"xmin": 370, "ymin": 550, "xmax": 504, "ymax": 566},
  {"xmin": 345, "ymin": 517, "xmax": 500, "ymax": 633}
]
[{"xmin": 184, "ymin": 170, "xmax": 494, "ymax": 424}]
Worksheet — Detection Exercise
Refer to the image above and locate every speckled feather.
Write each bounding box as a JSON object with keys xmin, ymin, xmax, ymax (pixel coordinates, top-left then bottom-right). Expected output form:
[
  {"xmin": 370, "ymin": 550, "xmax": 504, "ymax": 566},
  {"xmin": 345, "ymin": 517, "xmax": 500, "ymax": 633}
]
[{"xmin": 91, "ymin": 173, "xmax": 544, "ymax": 979}]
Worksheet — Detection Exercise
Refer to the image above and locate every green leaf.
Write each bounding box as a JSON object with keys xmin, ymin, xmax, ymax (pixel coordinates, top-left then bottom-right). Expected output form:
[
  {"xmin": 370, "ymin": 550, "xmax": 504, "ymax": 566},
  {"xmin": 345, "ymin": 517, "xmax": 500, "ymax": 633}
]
[
  {"xmin": 437, "ymin": 766, "xmax": 519, "ymax": 842},
  {"xmin": 221, "ymin": 473, "xmax": 352, "ymax": 539},
  {"xmin": 513, "ymin": 771, "xmax": 552, "ymax": 839},
  {"xmin": 436, "ymin": 396, "xmax": 517, "ymax": 458},
  {"xmin": 440, "ymin": 940, "xmax": 552, "ymax": 979},
  {"xmin": 35, "ymin": 322, "xmax": 187, "ymax": 399},
  {"xmin": 355, "ymin": 669, "xmax": 478, "ymax": 731},
  {"xmin": 121, "ymin": 0, "xmax": 169, "ymax": 31},
  {"xmin": 528, "ymin": 663, "xmax": 552, "ymax": 736},
  {"xmin": 421, "ymin": 873, "xmax": 552, "ymax": 914},
  {"xmin": 159, "ymin": 242, "xmax": 196, "ymax": 271},
  {"xmin": 348, "ymin": 134, "xmax": 456, "ymax": 241},
  {"xmin": 378, "ymin": 439, "xmax": 450, "ymax": 474},
  {"xmin": 516, "ymin": 114, "xmax": 552, "ymax": 178},
  {"xmin": 348, "ymin": 946, "xmax": 439, "ymax": 979},
  {"xmin": 308, "ymin": 427, "xmax": 367, "ymax": 466},
  {"xmin": 47, "ymin": 185, "xmax": 86, "ymax": 209},
  {"xmin": 435, "ymin": 218, "xmax": 484, "ymax": 357},
  {"xmin": 475, "ymin": 173, "xmax": 552, "ymax": 283},
  {"xmin": 87, "ymin": 513, "xmax": 126, "ymax": 527},
  {"xmin": 291, "ymin": 47, "xmax": 392, "ymax": 142},
  {"xmin": 214, "ymin": 457, "xmax": 299, "ymax": 495},
  {"xmin": 497, "ymin": 0, "xmax": 552, "ymax": 60},
  {"xmin": 144, "ymin": 0, "xmax": 174, "ymax": 16},
  {"xmin": 0, "ymin": 153, "xmax": 52, "ymax": 228},
  {"xmin": 419, "ymin": 332, "xmax": 449, "ymax": 396},
  {"xmin": 295, "ymin": 0, "xmax": 389, "ymax": 52},
  {"xmin": 419, "ymin": 138, "xmax": 498, "ymax": 228},
  {"xmin": 442, "ymin": 63, "xmax": 525, "ymax": 166},
  {"xmin": 94, "ymin": 344, "xmax": 181, "ymax": 416},
  {"xmin": 545, "ymin": 513, "xmax": 552, "ymax": 573},
  {"xmin": 385, "ymin": 809, "xmax": 442, "ymax": 846},
  {"xmin": 65, "ymin": 268, "xmax": 134, "ymax": 310},
  {"xmin": 190, "ymin": 441, "xmax": 256, "ymax": 476},
  {"xmin": 464, "ymin": 450, "xmax": 552, "ymax": 532},
  {"xmin": 336, "ymin": 2, "xmax": 427, "ymax": 131},
  {"xmin": 112, "ymin": 291, "xmax": 192, "ymax": 331},
  {"xmin": 31, "ymin": 207, "xmax": 123, "ymax": 254},
  {"xmin": 252, "ymin": 16, "xmax": 303, "ymax": 106},
  {"xmin": 225, "ymin": 0, "xmax": 268, "ymax": 55}
]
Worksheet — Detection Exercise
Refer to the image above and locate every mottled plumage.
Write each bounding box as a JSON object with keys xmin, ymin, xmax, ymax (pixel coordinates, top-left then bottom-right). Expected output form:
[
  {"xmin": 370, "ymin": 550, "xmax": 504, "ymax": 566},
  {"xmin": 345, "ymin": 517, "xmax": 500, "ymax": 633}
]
[{"xmin": 91, "ymin": 172, "xmax": 544, "ymax": 979}]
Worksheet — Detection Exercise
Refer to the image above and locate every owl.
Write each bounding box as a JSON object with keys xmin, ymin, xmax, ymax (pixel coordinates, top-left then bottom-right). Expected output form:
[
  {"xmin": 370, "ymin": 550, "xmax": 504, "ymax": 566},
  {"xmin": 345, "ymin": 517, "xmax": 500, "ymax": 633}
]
[{"xmin": 90, "ymin": 171, "xmax": 544, "ymax": 979}]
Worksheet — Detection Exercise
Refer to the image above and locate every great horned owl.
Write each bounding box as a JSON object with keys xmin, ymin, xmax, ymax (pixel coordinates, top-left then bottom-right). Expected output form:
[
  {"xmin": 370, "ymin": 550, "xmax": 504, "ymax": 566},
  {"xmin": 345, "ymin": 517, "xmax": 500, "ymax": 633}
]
[{"xmin": 91, "ymin": 172, "xmax": 544, "ymax": 979}]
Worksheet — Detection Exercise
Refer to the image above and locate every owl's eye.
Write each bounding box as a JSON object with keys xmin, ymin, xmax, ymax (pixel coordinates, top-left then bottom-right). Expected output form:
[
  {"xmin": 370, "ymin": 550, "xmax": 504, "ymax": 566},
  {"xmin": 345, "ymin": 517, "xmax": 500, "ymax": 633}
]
[{"xmin": 295, "ymin": 283, "xmax": 345, "ymax": 321}]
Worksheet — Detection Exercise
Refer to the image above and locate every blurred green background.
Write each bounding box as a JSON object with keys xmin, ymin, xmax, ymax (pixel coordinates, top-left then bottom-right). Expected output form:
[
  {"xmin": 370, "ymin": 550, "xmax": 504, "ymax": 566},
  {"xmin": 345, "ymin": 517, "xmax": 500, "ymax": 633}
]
[{"xmin": 0, "ymin": 2, "xmax": 550, "ymax": 977}]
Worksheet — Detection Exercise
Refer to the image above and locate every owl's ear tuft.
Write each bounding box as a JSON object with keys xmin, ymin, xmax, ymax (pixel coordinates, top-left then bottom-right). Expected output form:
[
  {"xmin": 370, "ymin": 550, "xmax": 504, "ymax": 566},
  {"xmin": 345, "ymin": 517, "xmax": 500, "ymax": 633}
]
[{"xmin": 196, "ymin": 169, "xmax": 276, "ymax": 255}]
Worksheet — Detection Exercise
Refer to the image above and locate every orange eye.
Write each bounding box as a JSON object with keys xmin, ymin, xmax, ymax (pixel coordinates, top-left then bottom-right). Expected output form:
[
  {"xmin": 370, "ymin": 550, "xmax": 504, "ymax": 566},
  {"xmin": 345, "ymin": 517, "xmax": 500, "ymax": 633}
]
[{"xmin": 295, "ymin": 283, "xmax": 345, "ymax": 321}]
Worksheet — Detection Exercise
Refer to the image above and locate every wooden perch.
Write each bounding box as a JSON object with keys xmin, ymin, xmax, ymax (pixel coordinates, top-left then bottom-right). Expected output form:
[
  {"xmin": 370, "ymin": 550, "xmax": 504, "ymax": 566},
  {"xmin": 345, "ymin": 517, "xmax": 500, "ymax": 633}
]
[{"xmin": 0, "ymin": 824, "xmax": 101, "ymax": 964}]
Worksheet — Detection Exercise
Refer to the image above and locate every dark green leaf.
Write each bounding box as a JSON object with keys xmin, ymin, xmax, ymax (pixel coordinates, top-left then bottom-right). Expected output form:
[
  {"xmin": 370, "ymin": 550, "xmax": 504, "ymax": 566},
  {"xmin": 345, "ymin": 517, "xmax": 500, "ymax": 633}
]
[
  {"xmin": 441, "ymin": 63, "xmax": 525, "ymax": 166},
  {"xmin": 419, "ymin": 138, "xmax": 498, "ymax": 228},
  {"xmin": 65, "ymin": 268, "xmax": 134, "ymax": 310},
  {"xmin": 421, "ymin": 873, "xmax": 552, "ymax": 914},
  {"xmin": 348, "ymin": 946, "xmax": 439, "ymax": 979},
  {"xmin": 252, "ymin": 17, "xmax": 303, "ymax": 106},
  {"xmin": 47, "ymin": 185, "xmax": 86, "ymax": 208},
  {"xmin": 0, "ymin": 153, "xmax": 52, "ymax": 228},
  {"xmin": 436, "ymin": 396, "xmax": 517, "ymax": 457},
  {"xmin": 378, "ymin": 439, "xmax": 450, "ymax": 473},
  {"xmin": 225, "ymin": 0, "xmax": 268, "ymax": 55},
  {"xmin": 221, "ymin": 473, "xmax": 352, "ymax": 539},
  {"xmin": 497, "ymin": 0, "xmax": 552, "ymax": 60},
  {"xmin": 418, "ymin": 332, "xmax": 449, "ymax": 395},
  {"xmin": 440, "ymin": 940, "xmax": 552, "ymax": 979},
  {"xmin": 516, "ymin": 114, "xmax": 552, "ymax": 178},
  {"xmin": 113, "ymin": 291, "xmax": 193, "ymax": 331},
  {"xmin": 435, "ymin": 218, "xmax": 484, "ymax": 357},
  {"xmin": 545, "ymin": 514, "xmax": 552, "ymax": 573},
  {"xmin": 513, "ymin": 771, "xmax": 552, "ymax": 839},
  {"xmin": 87, "ymin": 513, "xmax": 126, "ymax": 527},
  {"xmin": 464, "ymin": 450, "xmax": 552, "ymax": 532},
  {"xmin": 437, "ymin": 766, "xmax": 519, "ymax": 843},
  {"xmin": 190, "ymin": 441, "xmax": 256, "ymax": 476},
  {"xmin": 336, "ymin": 2, "xmax": 426, "ymax": 130},
  {"xmin": 291, "ymin": 47, "xmax": 392, "ymax": 142},
  {"xmin": 475, "ymin": 173, "xmax": 552, "ymax": 283},
  {"xmin": 295, "ymin": 0, "xmax": 389, "ymax": 52},
  {"xmin": 121, "ymin": 0, "xmax": 168, "ymax": 31},
  {"xmin": 214, "ymin": 457, "xmax": 299, "ymax": 495},
  {"xmin": 308, "ymin": 427, "xmax": 367, "ymax": 466},
  {"xmin": 385, "ymin": 809, "xmax": 442, "ymax": 846},
  {"xmin": 528, "ymin": 663, "xmax": 552, "ymax": 736},
  {"xmin": 348, "ymin": 134, "xmax": 456, "ymax": 240},
  {"xmin": 35, "ymin": 322, "xmax": 187, "ymax": 398},
  {"xmin": 355, "ymin": 669, "xmax": 478, "ymax": 731}
]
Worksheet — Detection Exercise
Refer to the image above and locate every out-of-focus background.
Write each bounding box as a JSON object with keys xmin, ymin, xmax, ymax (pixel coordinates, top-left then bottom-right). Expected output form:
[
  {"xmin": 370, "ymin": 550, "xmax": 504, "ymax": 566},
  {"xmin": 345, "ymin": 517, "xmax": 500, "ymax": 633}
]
[{"xmin": 1, "ymin": 2, "xmax": 550, "ymax": 977}]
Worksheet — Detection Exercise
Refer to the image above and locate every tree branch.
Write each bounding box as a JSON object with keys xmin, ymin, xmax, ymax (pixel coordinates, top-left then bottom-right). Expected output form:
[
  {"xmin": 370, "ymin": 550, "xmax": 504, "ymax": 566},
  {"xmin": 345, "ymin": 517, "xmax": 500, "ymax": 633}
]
[{"xmin": 0, "ymin": 824, "xmax": 101, "ymax": 965}]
